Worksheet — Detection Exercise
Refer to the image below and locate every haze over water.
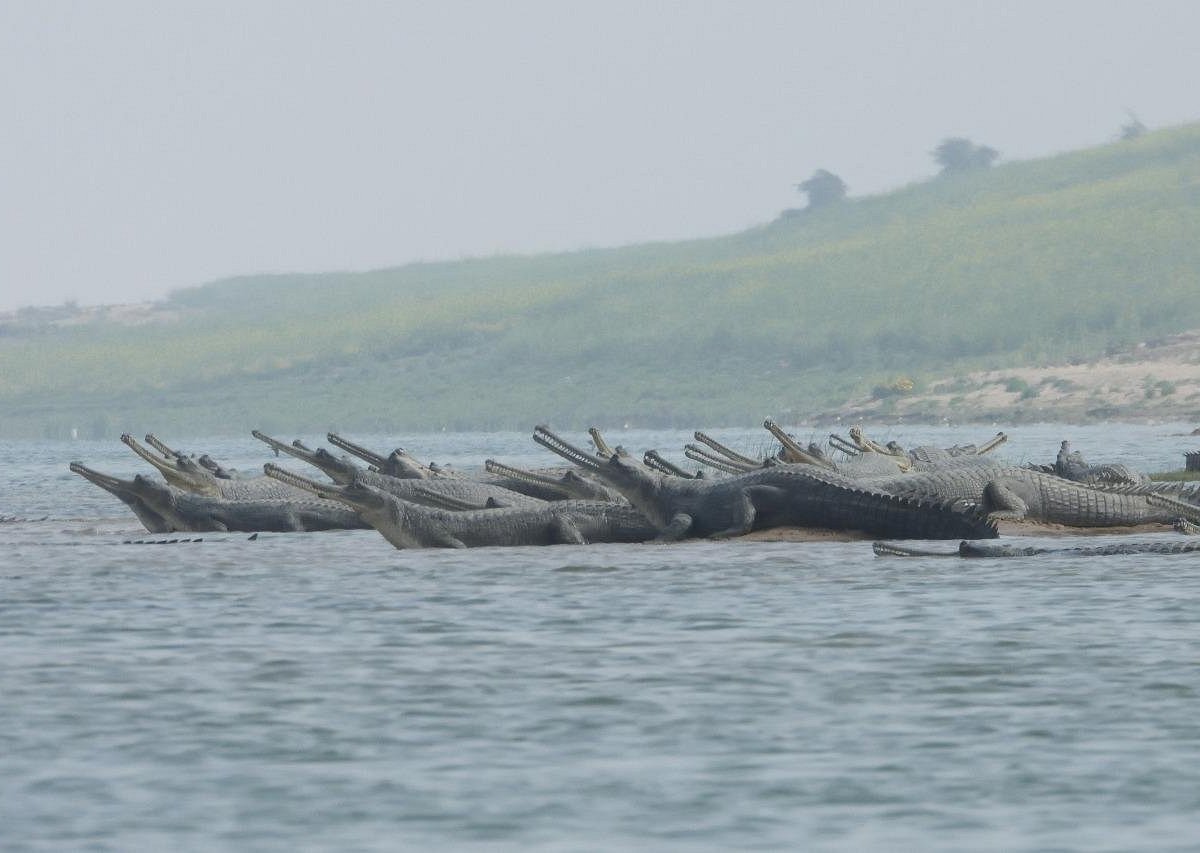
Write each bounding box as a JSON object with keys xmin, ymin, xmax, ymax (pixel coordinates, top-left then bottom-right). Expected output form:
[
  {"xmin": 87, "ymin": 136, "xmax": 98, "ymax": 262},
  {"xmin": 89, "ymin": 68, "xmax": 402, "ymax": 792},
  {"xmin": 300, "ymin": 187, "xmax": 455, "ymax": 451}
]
[
  {"xmin": 3, "ymin": 1, "xmax": 1199, "ymax": 312},
  {"xmin": 4, "ymin": 424, "xmax": 1200, "ymax": 849}
]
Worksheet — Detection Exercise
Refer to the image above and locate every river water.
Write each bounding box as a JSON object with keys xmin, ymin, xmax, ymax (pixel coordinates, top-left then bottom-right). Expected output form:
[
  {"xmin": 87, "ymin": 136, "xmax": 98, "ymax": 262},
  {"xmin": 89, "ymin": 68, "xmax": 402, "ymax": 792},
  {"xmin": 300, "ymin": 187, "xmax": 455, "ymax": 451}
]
[{"xmin": 3, "ymin": 423, "xmax": 1200, "ymax": 850}]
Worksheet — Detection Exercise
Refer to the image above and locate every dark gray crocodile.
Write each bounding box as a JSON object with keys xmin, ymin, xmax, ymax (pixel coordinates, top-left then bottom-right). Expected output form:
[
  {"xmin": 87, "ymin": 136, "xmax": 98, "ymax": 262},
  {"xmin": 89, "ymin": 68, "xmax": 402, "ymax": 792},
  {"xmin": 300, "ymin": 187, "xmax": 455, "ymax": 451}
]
[
  {"xmin": 907, "ymin": 432, "xmax": 1008, "ymax": 469},
  {"xmin": 1049, "ymin": 440, "xmax": 1149, "ymax": 486},
  {"xmin": 197, "ymin": 455, "xmax": 239, "ymax": 479},
  {"xmin": 264, "ymin": 464, "xmax": 658, "ymax": 549},
  {"xmin": 874, "ymin": 539, "xmax": 1200, "ymax": 558},
  {"xmin": 328, "ymin": 432, "xmax": 540, "ymax": 489},
  {"xmin": 253, "ymin": 430, "xmax": 547, "ymax": 509},
  {"xmin": 860, "ymin": 463, "xmax": 1200, "ymax": 528},
  {"xmin": 532, "ymin": 426, "xmax": 997, "ymax": 541},
  {"xmin": 980, "ymin": 472, "xmax": 1200, "ymax": 527},
  {"xmin": 767, "ymin": 420, "xmax": 989, "ymax": 477},
  {"xmin": 327, "ymin": 430, "xmax": 584, "ymax": 499},
  {"xmin": 122, "ymin": 434, "xmax": 310, "ymax": 501},
  {"xmin": 71, "ymin": 462, "xmax": 368, "ymax": 533},
  {"xmin": 844, "ymin": 426, "xmax": 1008, "ymax": 470},
  {"xmin": 70, "ymin": 462, "xmax": 175, "ymax": 532}
]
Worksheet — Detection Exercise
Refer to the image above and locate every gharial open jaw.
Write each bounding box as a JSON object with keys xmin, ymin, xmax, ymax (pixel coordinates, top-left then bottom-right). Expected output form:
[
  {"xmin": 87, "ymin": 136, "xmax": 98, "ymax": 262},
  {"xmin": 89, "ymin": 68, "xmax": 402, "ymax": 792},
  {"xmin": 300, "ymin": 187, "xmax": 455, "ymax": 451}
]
[
  {"xmin": 122, "ymin": 433, "xmax": 184, "ymax": 476},
  {"xmin": 694, "ymin": 431, "xmax": 760, "ymax": 468},
  {"xmin": 684, "ymin": 444, "xmax": 748, "ymax": 475},
  {"xmin": 532, "ymin": 425, "xmax": 605, "ymax": 472},
  {"xmin": 264, "ymin": 463, "xmax": 339, "ymax": 499},
  {"xmin": 485, "ymin": 458, "xmax": 561, "ymax": 488},
  {"xmin": 143, "ymin": 434, "xmax": 179, "ymax": 459}
]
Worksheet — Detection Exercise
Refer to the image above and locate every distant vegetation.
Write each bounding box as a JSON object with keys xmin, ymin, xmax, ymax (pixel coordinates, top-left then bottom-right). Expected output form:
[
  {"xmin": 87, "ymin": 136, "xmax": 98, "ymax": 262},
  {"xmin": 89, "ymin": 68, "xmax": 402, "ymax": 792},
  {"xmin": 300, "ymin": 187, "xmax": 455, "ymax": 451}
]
[
  {"xmin": 794, "ymin": 169, "xmax": 847, "ymax": 209},
  {"xmin": 932, "ymin": 137, "xmax": 1000, "ymax": 174},
  {"xmin": 3, "ymin": 122, "xmax": 1200, "ymax": 438}
]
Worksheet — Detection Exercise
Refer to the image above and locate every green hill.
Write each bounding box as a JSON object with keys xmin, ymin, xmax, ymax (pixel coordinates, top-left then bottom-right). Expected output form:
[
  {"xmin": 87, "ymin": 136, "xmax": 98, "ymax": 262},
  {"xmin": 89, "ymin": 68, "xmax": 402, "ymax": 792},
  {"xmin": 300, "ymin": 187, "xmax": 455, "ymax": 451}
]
[{"xmin": 3, "ymin": 122, "xmax": 1200, "ymax": 438}]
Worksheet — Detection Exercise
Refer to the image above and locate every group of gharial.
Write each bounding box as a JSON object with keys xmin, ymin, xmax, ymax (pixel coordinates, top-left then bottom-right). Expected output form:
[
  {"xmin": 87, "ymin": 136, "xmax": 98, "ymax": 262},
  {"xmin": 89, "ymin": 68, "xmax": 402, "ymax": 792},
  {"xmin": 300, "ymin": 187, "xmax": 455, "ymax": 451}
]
[{"xmin": 70, "ymin": 422, "xmax": 1200, "ymax": 559}]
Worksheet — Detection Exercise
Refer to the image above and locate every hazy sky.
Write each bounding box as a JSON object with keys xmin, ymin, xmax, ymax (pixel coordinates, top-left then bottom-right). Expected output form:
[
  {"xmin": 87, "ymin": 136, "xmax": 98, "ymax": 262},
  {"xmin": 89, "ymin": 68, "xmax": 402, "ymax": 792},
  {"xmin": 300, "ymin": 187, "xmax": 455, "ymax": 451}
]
[{"xmin": 2, "ymin": 1, "xmax": 1198, "ymax": 312}]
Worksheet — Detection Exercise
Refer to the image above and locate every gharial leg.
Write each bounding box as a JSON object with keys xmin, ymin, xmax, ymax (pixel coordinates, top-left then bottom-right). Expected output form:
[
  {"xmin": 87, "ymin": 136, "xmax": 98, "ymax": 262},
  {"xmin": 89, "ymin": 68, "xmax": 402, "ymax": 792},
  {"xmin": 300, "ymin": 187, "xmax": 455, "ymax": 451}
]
[
  {"xmin": 705, "ymin": 487, "xmax": 778, "ymax": 539},
  {"xmin": 654, "ymin": 513, "xmax": 695, "ymax": 543},
  {"xmin": 551, "ymin": 515, "xmax": 587, "ymax": 545},
  {"xmin": 982, "ymin": 482, "xmax": 1029, "ymax": 521}
]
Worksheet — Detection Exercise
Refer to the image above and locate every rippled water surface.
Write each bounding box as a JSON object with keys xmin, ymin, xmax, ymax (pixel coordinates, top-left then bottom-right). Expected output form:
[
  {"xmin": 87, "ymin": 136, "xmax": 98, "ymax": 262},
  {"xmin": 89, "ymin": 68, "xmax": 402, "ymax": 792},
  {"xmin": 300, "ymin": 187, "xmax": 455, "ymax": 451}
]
[{"xmin": 3, "ymin": 424, "xmax": 1200, "ymax": 850}]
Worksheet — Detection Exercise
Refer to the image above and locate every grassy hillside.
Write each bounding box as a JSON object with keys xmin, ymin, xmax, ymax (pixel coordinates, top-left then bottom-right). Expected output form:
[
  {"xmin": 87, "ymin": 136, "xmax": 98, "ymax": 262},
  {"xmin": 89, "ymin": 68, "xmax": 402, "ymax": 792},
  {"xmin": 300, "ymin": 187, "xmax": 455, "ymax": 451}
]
[{"xmin": 3, "ymin": 123, "xmax": 1200, "ymax": 438}]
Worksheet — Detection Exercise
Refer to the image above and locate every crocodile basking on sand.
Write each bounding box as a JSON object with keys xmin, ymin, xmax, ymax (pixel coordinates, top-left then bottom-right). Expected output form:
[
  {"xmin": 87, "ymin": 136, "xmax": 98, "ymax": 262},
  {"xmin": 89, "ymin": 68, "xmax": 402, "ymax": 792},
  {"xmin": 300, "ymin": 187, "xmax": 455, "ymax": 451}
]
[
  {"xmin": 122, "ymin": 434, "xmax": 310, "ymax": 500},
  {"xmin": 532, "ymin": 426, "xmax": 998, "ymax": 541},
  {"xmin": 856, "ymin": 462, "xmax": 1200, "ymax": 528},
  {"xmin": 1047, "ymin": 440, "xmax": 1149, "ymax": 486},
  {"xmin": 253, "ymin": 430, "xmax": 547, "ymax": 510},
  {"xmin": 71, "ymin": 462, "xmax": 368, "ymax": 533},
  {"xmin": 264, "ymin": 464, "xmax": 658, "ymax": 549},
  {"xmin": 327, "ymin": 432, "xmax": 618, "ymax": 501}
]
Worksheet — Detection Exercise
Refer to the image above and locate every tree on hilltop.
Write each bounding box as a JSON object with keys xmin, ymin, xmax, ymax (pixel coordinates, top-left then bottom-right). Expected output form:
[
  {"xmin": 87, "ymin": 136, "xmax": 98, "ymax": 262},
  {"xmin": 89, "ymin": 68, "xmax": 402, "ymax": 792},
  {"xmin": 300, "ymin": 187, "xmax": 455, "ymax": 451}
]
[
  {"xmin": 932, "ymin": 138, "xmax": 999, "ymax": 175},
  {"xmin": 1119, "ymin": 111, "xmax": 1147, "ymax": 141},
  {"xmin": 794, "ymin": 169, "xmax": 847, "ymax": 210}
]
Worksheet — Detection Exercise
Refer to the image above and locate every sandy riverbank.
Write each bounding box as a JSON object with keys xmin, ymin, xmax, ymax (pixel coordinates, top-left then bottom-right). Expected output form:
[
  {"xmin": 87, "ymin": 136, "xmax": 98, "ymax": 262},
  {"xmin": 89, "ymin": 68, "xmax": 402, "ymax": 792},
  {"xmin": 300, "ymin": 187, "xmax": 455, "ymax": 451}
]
[{"xmin": 815, "ymin": 330, "xmax": 1200, "ymax": 426}]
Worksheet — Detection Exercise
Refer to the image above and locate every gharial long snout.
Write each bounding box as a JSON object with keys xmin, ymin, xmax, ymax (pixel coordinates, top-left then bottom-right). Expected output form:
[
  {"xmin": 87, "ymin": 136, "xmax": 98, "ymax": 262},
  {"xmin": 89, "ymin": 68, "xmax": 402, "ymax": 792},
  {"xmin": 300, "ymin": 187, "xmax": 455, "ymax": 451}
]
[
  {"xmin": 69, "ymin": 462, "xmax": 175, "ymax": 533},
  {"xmin": 256, "ymin": 430, "xmax": 366, "ymax": 484},
  {"xmin": 263, "ymin": 464, "xmax": 385, "ymax": 513},
  {"xmin": 70, "ymin": 461, "xmax": 134, "ymax": 496}
]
